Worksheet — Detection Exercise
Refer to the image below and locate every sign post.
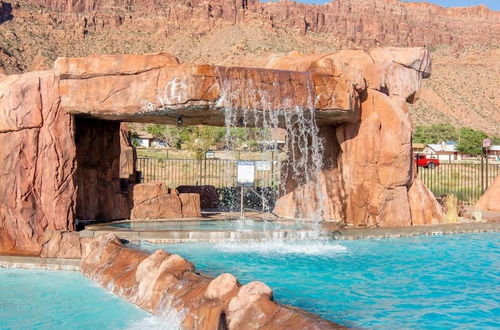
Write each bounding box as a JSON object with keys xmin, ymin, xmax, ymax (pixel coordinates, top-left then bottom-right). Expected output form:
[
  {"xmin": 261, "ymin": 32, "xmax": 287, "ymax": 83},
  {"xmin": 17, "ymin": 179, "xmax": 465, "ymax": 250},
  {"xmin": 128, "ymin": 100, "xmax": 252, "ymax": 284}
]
[
  {"xmin": 237, "ymin": 161, "xmax": 255, "ymax": 220},
  {"xmin": 483, "ymin": 139, "xmax": 491, "ymax": 190}
]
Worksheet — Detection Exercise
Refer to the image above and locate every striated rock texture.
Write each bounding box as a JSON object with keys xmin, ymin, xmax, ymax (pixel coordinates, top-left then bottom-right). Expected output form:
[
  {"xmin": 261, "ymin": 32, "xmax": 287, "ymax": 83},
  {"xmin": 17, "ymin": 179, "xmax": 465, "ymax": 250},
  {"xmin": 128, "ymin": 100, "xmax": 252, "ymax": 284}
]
[
  {"xmin": 75, "ymin": 117, "xmax": 131, "ymax": 220},
  {"xmin": 177, "ymin": 185, "xmax": 220, "ymax": 209},
  {"xmin": 9, "ymin": 0, "xmax": 499, "ymax": 51},
  {"xmin": 0, "ymin": 48, "xmax": 444, "ymax": 253},
  {"xmin": 270, "ymin": 47, "xmax": 444, "ymax": 226},
  {"xmin": 130, "ymin": 183, "xmax": 201, "ymax": 220},
  {"xmin": 54, "ymin": 52, "xmax": 355, "ymax": 126},
  {"xmin": 475, "ymin": 175, "xmax": 500, "ymax": 213},
  {"xmin": 0, "ymin": 71, "xmax": 76, "ymax": 253},
  {"xmin": 40, "ymin": 230, "xmax": 89, "ymax": 259},
  {"xmin": 80, "ymin": 233, "xmax": 342, "ymax": 329}
]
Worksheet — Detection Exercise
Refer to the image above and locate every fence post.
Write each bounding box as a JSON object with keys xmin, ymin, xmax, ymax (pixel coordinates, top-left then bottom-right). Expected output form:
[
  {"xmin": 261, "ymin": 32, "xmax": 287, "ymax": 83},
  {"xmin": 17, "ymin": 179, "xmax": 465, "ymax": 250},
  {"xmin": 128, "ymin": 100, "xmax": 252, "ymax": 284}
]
[
  {"xmin": 198, "ymin": 159, "xmax": 202, "ymax": 185},
  {"xmin": 485, "ymin": 149, "xmax": 489, "ymax": 189},
  {"xmin": 480, "ymin": 149, "xmax": 484, "ymax": 193}
]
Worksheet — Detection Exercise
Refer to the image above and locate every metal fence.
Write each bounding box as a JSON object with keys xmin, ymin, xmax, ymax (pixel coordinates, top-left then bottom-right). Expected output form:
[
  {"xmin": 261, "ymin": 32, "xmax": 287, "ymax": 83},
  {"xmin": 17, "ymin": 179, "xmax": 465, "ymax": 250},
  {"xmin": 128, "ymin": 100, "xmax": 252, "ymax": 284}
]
[
  {"xmin": 418, "ymin": 163, "xmax": 500, "ymax": 203},
  {"xmin": 137, "ymin": 158, "xmax": 281, "ymax": 188},
  {"xmin": 137, "ymin": 158, "xmax": 500, "ymax": 203}
]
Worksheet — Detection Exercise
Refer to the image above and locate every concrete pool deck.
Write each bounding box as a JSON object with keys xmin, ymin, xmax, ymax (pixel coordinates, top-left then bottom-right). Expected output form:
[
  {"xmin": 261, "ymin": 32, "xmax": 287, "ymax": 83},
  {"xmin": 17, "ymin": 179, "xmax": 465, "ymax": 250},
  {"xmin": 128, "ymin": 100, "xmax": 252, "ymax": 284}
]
[
  {"xmin": 81, "ymin": 218, "xmax": 500, "ymax": 244},
  {"xmin": 1, "ymin": 221, "xmax": 499, "ymax": 267},
  {"xmin": 0, "ymin": 255, "xmax": 80, "ymax": 271}
]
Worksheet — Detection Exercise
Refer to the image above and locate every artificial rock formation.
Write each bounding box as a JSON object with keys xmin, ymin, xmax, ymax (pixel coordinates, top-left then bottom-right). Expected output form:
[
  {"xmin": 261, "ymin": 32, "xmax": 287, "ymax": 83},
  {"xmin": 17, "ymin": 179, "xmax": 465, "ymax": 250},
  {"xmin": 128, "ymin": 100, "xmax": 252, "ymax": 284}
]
[
  {"xmin": 40, "ymin": 230, "xmax": 89, "ymax": 259},
  {"xmin": 0, "ymin": 48, "xmax": 444, "ymax": 253},
  {"xmin": 270, "ymin": 48, "xmax": 444, "ymax": 226},
  {"xmin": 130, "ymin": 183, "xmax": 201, "ymax": 220},
  {"xmin": 54, "ymin": 53, "xmax": 354, "ymax": 126},
  {"xmin": 475, "ymin": 175, "xmax": 500, "ymax": 213},
  {"xmin": 0, "ymin": 71, "xmax": 76, "ymax": 253},
  {"xmin": 177, "ymin": 185, "xmax": 220, "ymax": 209},
  {"xmin": 80, "ymin": 233, "xmax": 341, "ymax": 329}
]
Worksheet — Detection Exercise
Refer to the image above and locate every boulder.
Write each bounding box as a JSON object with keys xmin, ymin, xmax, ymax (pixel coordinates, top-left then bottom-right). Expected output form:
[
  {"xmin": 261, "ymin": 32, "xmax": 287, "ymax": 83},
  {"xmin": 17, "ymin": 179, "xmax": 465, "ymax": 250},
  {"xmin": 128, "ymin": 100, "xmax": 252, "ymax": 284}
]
[
  {"xmin": 476, "ymin": 175, "xmax": 500, "ymax": 213},
  {"xmin": 408, "ymin": 177, "xmax": 445, "ymax": 225},
  {"xmin": 130, "ymin": 183, "xmax": 183, "ymax": 220},
  {"xmin": 40, "ymin": 231, "xmax": 82, "ymax": 259},
  {"xmin": 180, "ymin": 193, "xmax": 202, "ymax": 217},
  {"xmin": 204, "ymin": 273, "xmax": 239, "ymax": 301},
  {"xmin": 177, "ymin": 185, "xmax": 220, "ymax": 209},
  {"xmin": 130, "ymin": 183, "xmax": 201, "ymax": 219}
]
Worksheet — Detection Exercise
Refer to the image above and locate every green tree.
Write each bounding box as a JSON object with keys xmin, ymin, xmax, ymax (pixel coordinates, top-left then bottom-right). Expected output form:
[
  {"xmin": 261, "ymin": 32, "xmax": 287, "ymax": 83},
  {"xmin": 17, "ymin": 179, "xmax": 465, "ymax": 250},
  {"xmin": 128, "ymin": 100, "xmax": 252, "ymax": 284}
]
[
  {"xmin": 130, "ymin": 131, "xmax": 140, "ymax": 147},
  {"xmin": 146, "ymin": 124, "xmax": 184, "ymax": 148},
  {"xmin": 491, "ymin": 136, "xmax": 500, "ymax": 145},
  {"xmin": 183, "ymin": 126, "xmax": 225, "ymax": 159},
  {"xmin": 145, "ymin": 124, "xmax": 266, "ymax": 157},
  {"xmin": 413, "ymin": 123, "xmax": 458, "ymax": 144},
  {"xmin": 457, "ymin": 127, "xmax": 487, "ymax": 156}
]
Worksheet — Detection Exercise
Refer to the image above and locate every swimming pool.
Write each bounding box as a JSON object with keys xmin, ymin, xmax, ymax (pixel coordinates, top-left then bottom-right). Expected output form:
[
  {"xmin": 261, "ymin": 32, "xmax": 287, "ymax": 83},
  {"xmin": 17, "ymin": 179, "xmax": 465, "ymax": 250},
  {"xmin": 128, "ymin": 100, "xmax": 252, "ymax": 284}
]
[
  {"xmin": 141, "ymin": 232, "xmax": 500, "ymax": 329},
  {"xmin": 110, "ymin": 219, "xmax": 313, "ymax": 231},
  {"xmin": 0, "ymin": 269, "xmax": 160, "ymax": 329}
]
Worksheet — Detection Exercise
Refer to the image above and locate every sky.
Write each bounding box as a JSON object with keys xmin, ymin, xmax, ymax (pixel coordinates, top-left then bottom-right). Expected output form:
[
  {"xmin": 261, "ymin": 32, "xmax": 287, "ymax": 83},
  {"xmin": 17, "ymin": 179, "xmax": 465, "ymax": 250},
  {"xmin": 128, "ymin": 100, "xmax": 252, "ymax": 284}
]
[{"xmin": 283, "ymin": 0, "xmax": 499, "ymax": 11}]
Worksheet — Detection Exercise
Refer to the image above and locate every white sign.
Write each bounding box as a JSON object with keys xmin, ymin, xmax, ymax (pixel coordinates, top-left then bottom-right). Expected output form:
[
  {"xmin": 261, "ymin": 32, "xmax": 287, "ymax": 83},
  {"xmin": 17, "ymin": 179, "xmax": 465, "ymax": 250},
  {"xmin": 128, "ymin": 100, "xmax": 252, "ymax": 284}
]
[
  {"xmin": 237, "ymin": 161, "xmax": 255, "ymax": 187},
  {"xmin": 256, "ymin": 161, "xmax": 271, "ymax": 171},
  {"xmin": 483, "ymin": 138, "xmax": 491, "ymax": 148}
]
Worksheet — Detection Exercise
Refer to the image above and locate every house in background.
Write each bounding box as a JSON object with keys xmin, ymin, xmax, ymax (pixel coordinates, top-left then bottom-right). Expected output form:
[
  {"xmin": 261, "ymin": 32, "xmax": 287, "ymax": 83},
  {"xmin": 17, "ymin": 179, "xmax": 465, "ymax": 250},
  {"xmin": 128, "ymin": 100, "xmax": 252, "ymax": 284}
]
[
  {"xmin": 424, "ymin": 142, "xmax": 463, "ymax": 162},
  {"xmin": 256, "ymin": 128, "xmax": 287, "ymax": 150},
  {"xmin": 134, "ymin": 133, "xmax": 154, "ymax": 147},
  {"xmin": 487, "ymin": 145, "xmax": 500, "ymax": 160},
  {"xmin": 412, "ymin": 143, "xmax": 426, "ymax": 155},
  {"xmin": 133, "ymin": 133, "xmax": 167, "ymax": 148}
]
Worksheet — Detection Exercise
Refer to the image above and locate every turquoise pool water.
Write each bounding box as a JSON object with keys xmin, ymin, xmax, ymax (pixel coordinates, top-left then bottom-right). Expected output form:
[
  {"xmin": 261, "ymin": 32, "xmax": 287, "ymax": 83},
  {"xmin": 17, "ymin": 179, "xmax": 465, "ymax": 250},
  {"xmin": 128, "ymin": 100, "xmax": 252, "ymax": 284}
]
[
  {"xmin": 142, "ymin": 233, "xmax": 500, "ymax": 329},
  {"xmin": 0, "ymin": 269, "xmax": 157, "ymax": 329}
]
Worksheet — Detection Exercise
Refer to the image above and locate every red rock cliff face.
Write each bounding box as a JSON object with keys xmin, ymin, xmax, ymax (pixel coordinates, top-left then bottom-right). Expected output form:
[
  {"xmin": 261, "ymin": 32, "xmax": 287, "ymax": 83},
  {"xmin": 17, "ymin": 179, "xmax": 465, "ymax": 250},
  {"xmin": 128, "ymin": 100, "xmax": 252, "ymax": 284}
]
[{"xmin": 19, "ymin": 0, "xmax": 500, "ymax": 48}]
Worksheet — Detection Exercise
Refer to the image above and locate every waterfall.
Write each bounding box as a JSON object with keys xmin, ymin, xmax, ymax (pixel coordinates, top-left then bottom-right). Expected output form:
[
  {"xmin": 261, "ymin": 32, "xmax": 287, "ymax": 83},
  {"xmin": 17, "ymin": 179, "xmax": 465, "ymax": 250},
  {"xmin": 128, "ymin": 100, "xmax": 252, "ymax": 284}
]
[{"xmin": 214, "ymin": 66, "xmax": 327, "ymax": 230}]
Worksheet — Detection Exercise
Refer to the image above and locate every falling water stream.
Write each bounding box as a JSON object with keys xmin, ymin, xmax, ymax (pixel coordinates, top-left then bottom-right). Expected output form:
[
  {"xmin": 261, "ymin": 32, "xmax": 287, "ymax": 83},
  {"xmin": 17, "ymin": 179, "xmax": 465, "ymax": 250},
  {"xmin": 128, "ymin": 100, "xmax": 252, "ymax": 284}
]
[{"xmin": 215, "ymin": 67, "xmax": 327, "ymax": 235}]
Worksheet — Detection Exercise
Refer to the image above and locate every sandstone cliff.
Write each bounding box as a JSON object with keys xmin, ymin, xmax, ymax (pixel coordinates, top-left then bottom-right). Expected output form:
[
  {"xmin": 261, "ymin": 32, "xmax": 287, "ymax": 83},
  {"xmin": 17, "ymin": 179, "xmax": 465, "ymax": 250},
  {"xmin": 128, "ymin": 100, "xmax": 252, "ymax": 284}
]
[{"xmin": 0, "ymin": 0, "xmax": 498, "ymax": 133}]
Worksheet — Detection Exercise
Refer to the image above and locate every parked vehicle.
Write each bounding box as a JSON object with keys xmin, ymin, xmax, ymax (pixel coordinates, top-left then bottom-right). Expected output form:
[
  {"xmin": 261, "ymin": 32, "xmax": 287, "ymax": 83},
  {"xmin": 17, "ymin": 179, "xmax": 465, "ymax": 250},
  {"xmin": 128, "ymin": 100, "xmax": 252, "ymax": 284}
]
[{"xmin": 415, "ymin": 154, "xmax": 440, "ymax": 169}]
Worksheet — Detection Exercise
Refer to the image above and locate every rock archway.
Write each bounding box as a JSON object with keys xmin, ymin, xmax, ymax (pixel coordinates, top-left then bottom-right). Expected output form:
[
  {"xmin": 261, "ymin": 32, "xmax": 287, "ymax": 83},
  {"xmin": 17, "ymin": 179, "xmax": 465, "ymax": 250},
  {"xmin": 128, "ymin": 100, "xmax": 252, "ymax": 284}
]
[{"xmin": 0, "ymin": 47, "xmax": 444, "ymax": 253}]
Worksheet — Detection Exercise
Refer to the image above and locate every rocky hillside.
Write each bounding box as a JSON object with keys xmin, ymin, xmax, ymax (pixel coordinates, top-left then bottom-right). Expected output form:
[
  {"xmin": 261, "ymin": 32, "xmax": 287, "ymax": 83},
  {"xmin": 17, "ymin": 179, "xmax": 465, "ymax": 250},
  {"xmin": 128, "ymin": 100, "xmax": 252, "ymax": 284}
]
[{"xmin": 0, "ymin": 0, "xmax": 499, "ymax": 134}]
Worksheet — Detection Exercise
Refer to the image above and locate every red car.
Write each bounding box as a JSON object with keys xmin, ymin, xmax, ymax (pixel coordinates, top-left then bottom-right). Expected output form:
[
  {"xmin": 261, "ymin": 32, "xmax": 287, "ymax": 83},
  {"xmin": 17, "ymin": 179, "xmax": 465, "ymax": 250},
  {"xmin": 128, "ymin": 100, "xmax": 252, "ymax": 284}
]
[{"xmin": 415, "ymin": 154, "xmax": 439, "ymax": 169}]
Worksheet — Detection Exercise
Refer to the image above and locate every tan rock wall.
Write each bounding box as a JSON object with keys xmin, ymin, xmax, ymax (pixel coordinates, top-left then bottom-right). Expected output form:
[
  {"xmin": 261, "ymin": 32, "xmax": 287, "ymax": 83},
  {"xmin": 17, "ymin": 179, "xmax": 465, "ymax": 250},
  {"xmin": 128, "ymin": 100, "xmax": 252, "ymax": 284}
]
[
  {"xmin": 0, "ymin": 71, "xmax": 76, "ymax": 253},
  {"xmin": 74, "ymin": 117, "xmax": 131, "ymax": 220},
  {"xmin": 270, "ymin": 47, "xmax": 444, "ymax": 226}
]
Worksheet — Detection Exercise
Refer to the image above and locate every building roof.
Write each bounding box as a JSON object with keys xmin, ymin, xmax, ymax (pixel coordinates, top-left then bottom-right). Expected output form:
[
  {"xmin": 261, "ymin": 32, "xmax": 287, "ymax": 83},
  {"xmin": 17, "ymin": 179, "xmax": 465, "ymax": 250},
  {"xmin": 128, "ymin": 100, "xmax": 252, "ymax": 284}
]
[
  {"xmin": 426, "ymin": 143, "xmax": 457, "ymax": 153},
  {"xmin": 489, "ymin": 145, "xmax": 500, "ymax": 151},
  {"xmin": 136, "ymin": 132, "xmax": 154, "ymax": 139}
]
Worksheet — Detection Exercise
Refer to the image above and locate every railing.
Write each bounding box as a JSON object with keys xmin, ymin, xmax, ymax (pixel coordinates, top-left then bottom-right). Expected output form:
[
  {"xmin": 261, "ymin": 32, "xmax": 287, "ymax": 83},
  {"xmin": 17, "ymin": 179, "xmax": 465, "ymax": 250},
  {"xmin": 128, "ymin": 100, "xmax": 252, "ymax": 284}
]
[
  {"xmin": 418, "ymin": 163, "xmax": 500, "ymax": 203},
  {"xmin": 137, "ymin": 158, "xmax": 500, "ymax": 204},
  {"xmin": 137, "ymin": 158, "xmax": 281, "ymax": 188}
]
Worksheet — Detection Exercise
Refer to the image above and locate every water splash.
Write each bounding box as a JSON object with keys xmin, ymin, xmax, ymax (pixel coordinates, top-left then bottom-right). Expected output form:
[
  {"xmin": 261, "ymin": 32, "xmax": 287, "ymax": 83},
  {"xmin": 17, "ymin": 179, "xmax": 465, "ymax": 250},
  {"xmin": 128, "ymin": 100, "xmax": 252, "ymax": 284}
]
[
  {"xmin": 127, "ymin": 316, "xmax": 180, "ymax": 330},
  {"xmin": 213, "ymin": 240, "xmax": 348, "ymax": 255},
  {"xmin": 215, "ymin": 67, "xmax": 327, "ymax": 232}
]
